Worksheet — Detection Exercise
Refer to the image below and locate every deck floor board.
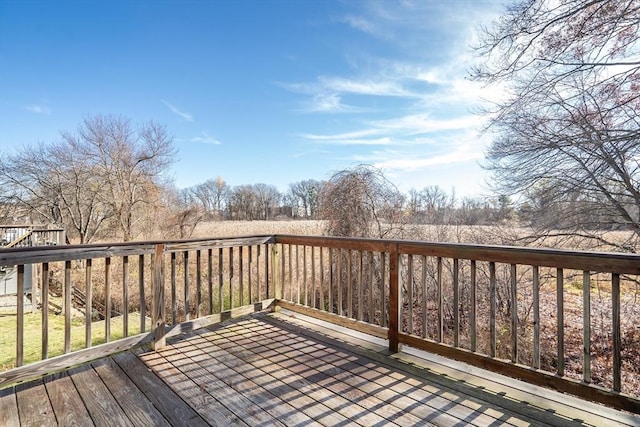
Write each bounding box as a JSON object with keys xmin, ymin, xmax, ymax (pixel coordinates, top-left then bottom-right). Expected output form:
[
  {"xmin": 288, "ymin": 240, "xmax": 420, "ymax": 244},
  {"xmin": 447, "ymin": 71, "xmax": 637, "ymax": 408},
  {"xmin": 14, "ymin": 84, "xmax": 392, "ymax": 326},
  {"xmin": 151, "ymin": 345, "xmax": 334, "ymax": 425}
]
[{"xmin": 2, "ymin": 311, "xmax": 639, "ymax": 426}]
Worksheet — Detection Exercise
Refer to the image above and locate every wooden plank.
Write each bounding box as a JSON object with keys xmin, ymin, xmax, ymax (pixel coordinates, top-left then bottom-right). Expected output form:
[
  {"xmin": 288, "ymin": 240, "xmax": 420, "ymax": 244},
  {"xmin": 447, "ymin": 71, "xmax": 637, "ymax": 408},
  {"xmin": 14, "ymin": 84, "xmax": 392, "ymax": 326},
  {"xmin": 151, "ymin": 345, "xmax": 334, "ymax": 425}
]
[
  {"xmin": 123, "ymin": 351, "xmax": 240, "ymax": 426},
  {"xmin": 453, "ymin": 258, "xmax": 459, "ymax": 346},
  {"xmin": 153, "ymin": 244, "xmax": 166, "ymax": 349},
  {"xmin": 407, "ymin": 254, "xmax": 413, "ymax": 335},
  {"xmin": 171, "ymin": 251, "xmax": 177, "ymax": 324},
  {"xmin": 470, "ymin": 260, "xmax": 477, "ymax": 351},
  {"xmin": 166, "ymin": 299, "xmax": 274, "ymax": 339},
  {"xmin": 104, "ymin": 257, "xmax": 111, "ymax": 343},
  {"xmin": 437, "ymin": 256, "xmax": 443, "ymax": 342},
  {"xmin": 193, "ymin": 329, "xmax": 348, "ymax": 426},
  {"xmin": 123, "ymin": 255, "xmax": 129, "ymax": 337},
  {"xmin": 160, "ymin": 346, "xmax": 285, "ymax": 426},
  {"xmin": 86, "ymin": 259, "xmax": 93, "ymax": 347},
  {"xmin": 268, "ymin": 312, "xmax": 637, "ymax": 427},
  {"xmin": 92, "ymin": 357, "xmax": 171, "ymax": 427},
  {"xmin": 208, "ymin": 248, "xmax": 213, "ymax": 314},
  {"xmin": 346, "ymin": 249, "xmax": 351, "ymax": 318},
  {"xmin": 511, "ymin": 263, "xmax": 517, "ymax": 363},
  {"xmin": 15, "ymin": 379, "xmax": 56, "ymax": 426},
  {"xmin": 583, "ymin": 270, "xmax": 591, "ymax": 383},
  {"xmin": 184, "ymin": 250, "xmax": 190, "ymax": 320},
  {"xmin": 388, "ymin": 244, "xmax": 399, "ymax": 352},
  {"xmin": 218, "ymin": 247, "xmax": 223, "ymax": 312},
  {"xmin": 0, "ymin": 387, "xmax": 20, "ymax": 427},
  {"xmin": 190, "ymin": 331, "xmax": 327, "ymax": 426},
  {"xmin": 396, "ymin": 332, "xmax": 640, "ymax": 414},
  {"xmin": 557, "ymin": 268, "xmax": 565, "ymax": 376},
  {"xmin": 397, "ymin": 241, "xmax": 640, "ymax": 275},
  {"xmin": 0, "ymin": 332, "xmax": 152, "ymax": 388},
  {"xmin": 17, "ymin": 265, "xmax": 24, "ymax": 367},
  {"xmin": 43, "ymin": 371, "xmax": 93, "ymax": 426},
  {"xmin": 421, "ymin": 255, "xmax": 427, "ymax": 339},
  {"xmin": 41, "ymin": 262, "xmax": 49, "ymax": 360},
  {"xmin": 277, "ymin": 300, "xmax": 387, "ymax": 339},
  {"xmin": 357, "ymin": 250, "xmax": 362, "ymax": 320},
  {"xmin": 139, "ymin": 254, "xmax": 146, "ymax": 332},
  {"xmin": 197, "ymin": 249, "xmax": 202, "ymax": 317},
  {"xmin": 489, "ymin": 261, "xmax": 496, "ymax": 357},
  {"xmin": 612, "ymin": 272, "xmax": 621, "ymax": 392},
  {"xmin": 533, "ymin": 265, "xmax": 540, "ymax": 369},
  {"xmin": 203, "ymin": 327, "xmax": 389, "ymax": 426}
]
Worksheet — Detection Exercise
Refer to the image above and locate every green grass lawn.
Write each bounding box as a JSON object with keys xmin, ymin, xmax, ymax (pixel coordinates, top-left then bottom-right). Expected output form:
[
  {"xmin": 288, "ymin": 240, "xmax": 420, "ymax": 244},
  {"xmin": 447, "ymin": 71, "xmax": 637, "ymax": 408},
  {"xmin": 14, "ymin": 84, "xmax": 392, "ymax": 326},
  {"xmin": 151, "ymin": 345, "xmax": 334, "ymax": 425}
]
[{"xmin": 0, "ymin": 310, "xmax": 145, "ymax": 370}]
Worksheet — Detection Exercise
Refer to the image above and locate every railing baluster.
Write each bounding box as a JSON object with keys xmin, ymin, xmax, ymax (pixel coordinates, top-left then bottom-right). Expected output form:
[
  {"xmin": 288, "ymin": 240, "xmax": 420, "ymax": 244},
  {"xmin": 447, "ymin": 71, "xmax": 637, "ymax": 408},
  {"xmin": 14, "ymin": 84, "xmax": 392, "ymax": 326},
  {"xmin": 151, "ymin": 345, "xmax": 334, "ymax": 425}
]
[
  {"xmin": 422, "ymin": 255, "xmax": 427, "ymax": 339},
  {"xmin": 311, "ymin": 246, "xmax": 316, "ymax": 309},
  {"xmin": 295, "ymin": 245, "xmax": 300, "ymax": 304},
  {"xmin": 281, "ymin": 244, "xmax": 286, "ymax": 304},
  {"xmin": 17, "ymin": 264, "xmax": 24, "ymax": 367},
  {"xmin": 197, "ymin": 249, "xmax": 202, "ymax": 317},
  {"xmin": 381, "ymin": 251, "xmax": 386, "ymax": 327},
  {"xmin": 407, "ymin": 255, "xmax": 413, "ymax": 335},
  {"xmin": 368, "ymin": 252, "xmax": 374, "ymax": 324},
  {"xmin": 42, "ymin": 262, "xmax": 49, "ymax": 359},
  {"xmin": 329, "ymin": 248, "xmax": 334, "ymax": 313},
  {"xmin": 389, "ymin": 244, "xmax": 399, "ymax": 352},
  {"xmin": 437, "ymin": 257, "xmax": 443, "ymax": 343},
  {"xmin": 265, "ymin": 243, "xmax": 270, "ymax": 299},
  {"xmin": 239, "ymin": 246, "xmax": 244, "ymax": 307},
  {"xmin": 304, "ymin": 245, "xmax": 308, "ymax": 306},
  {"xmin": 229, "ymin": 247, "xmax": 234, "ymax": 309},
  {"xmin": 208, "ymin": 249, "xmax": 213, "ymax": 314},
  {"xmin": 557, "ymin": 268, "xmax": 564, "ymax": 376},
  {"xmin": 489, "ymin": 261, "xmax": 496, "ymax": 358},
  {"xmin": 287, "ymin": 244, "xmax": 292, "ymax": 301},
  {"xmin": 184, "ymin": 251, "xmax": 190, "ymax": 321},
  {"xmin": 139, "ymin": 254, "xmax": 145, "ymax": 332},
  {"xmin": 338, "ymin": 249, "xmax": 343, "ymax": 316},
  {"xmin": 123, "ymin": 255, "xmax": 129, "ymax": 338},
  {"xmin": 85, "ymin": 259, "xmax": 92, "ymax": 347},
  {"xmin": 347, "ymin": 250, "xmax": 352, "ymax": 318},
  {"xmin": 470, "ymin": 260, "xmax": 476, "ymax": 352},
  {"xmin": 152, "ymin": 244, "xmax": 165, "ymax": 350},
  {"xmin": 104, "ymin": 258, "xmax": 110, "ymax": 344},
  {"xmin": 453, "ymin": 258, "xmax": 459, "ymax": 347},
  {"xmin": 171, "ymin": 252, "xmax": 177, "ymax": 324},
  {"xmin": 218, "ymin": 248, "xmax": 223, "ymax": 312},
  {"xmin": 358, "ymin": 251, "xmax": 363, "ymax": 321},
  {"xmin": 320, "ymin": 247, "xmax": 325, "ymax": 311},
  {"xmin": 583, "ymin": 270, "xmax": 591, "ymax": 383},
  {"xmin": 248, "ymin": 246, "xmax": 253, "ymax": 304},
  {"xmin": 533, "ymin": 266, "xmax": 540, "ymax": 369},
  {"xmin": 612, "ymin": 272, "xmax": 621, "ymax": 392},
  {"xmin": 511, "ymin": 264, "xmax": 517, "ymax": 363}
]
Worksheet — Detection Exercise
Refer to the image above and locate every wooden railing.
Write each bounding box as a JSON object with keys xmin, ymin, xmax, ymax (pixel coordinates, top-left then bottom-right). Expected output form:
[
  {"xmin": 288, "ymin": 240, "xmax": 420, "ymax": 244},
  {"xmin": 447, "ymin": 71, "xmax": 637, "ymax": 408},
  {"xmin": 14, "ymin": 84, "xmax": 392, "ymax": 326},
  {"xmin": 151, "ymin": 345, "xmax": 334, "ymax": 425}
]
[
  {"xmin": 0, "ymin": 235, "xmax": 277, "ymax": 387},
  {"xmin": 272, "ymin": 235, "xmax": 640, "ymax": 413},
  {"xmin": 1, "ymin": 234, "xmax": 639, "ymax": 413}
]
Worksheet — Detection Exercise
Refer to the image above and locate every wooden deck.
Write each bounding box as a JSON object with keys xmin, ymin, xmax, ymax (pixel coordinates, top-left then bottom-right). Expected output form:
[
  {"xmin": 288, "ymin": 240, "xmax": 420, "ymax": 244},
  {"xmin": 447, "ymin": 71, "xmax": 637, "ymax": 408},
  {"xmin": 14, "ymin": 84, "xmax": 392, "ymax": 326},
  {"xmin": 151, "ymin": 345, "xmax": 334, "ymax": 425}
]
[{"xmin": 1, "ymin": 311, "xmax": 639, "ymax": 427}]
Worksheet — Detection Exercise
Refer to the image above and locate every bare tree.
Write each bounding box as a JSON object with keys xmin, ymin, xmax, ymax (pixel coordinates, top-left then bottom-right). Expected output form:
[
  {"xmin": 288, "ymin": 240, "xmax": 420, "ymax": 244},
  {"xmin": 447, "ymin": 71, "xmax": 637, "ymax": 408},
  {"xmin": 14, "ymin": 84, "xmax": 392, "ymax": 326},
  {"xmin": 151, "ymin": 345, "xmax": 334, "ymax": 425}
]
[
  {"xmin": 0, "ymin": 142, "xmax": 110, "ymax": 243},
  {"xmin": 473, "ymin": 0, "xmax": 640, "ymax": 251},
  {"xmin": 288, "ymin": 179, "xmax": 323, "ymax": 219},
  {"xmin": 320, "ymin": 165, "xmax": 406, "ymax": 238},
  {"xmin": 68, "ymin": 115, "xmax": 176, "ymax": 241},
  {"xmin": 253, "ymin": 183, "xmax": 281, "ymax": 220}
]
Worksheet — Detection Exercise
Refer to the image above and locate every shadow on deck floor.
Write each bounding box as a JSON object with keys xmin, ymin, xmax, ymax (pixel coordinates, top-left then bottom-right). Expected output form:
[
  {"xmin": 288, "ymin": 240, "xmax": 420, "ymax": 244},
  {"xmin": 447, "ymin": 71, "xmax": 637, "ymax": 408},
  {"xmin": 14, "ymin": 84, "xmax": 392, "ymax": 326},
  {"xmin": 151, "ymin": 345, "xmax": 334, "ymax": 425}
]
[{"xmin": 1, "ymin": 311, "xmax": 638, "ymax": 426}]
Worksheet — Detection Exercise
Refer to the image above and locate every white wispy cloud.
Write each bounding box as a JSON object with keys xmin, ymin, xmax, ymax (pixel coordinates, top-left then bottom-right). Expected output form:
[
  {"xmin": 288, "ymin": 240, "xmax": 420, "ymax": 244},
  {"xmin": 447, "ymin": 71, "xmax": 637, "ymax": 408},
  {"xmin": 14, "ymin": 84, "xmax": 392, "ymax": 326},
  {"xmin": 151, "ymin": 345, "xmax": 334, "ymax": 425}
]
[
  {"xmin": 25, "ymin": 104, "xmax": 52, "ymax": 115},
  {"xmin": 190, "ymin": 132, "xmax": 221, "ymax": 145},
  {"xmin": 161, "ymin": 100, "xmax": 194, "ymax": 122}
]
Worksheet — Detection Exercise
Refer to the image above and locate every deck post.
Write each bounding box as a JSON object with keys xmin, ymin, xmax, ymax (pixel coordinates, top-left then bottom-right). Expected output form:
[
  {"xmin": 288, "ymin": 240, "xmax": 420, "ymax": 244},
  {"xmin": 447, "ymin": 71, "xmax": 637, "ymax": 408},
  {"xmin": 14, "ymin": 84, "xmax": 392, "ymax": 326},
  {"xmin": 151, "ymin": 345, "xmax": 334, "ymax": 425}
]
[
  {"xmin": 152, "ymin": 243, "xmax": 166, "ymax": 350},
  {"xmin": 388, "ymin": 243, "xmax": 400, "ymax": 353},
  {"xmin": 272, "ymin": 243, "xmax": 281, "ymax": 311}
]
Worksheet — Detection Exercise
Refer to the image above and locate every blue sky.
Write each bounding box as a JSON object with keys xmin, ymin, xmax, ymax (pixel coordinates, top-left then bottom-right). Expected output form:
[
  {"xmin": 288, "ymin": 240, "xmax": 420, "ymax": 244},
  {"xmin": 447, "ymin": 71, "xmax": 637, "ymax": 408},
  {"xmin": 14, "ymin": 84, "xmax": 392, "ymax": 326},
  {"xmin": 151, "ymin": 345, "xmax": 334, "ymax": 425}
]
[{"xmin": 0, "ymin": 0, "xmax": 503, "ymax": 198}]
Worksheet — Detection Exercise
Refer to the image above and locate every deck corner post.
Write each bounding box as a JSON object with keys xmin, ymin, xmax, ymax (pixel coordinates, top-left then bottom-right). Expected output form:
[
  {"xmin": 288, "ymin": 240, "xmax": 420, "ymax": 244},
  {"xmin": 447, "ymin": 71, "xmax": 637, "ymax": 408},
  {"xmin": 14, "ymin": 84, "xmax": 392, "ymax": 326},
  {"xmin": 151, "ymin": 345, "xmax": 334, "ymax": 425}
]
[
  {"xmin": 272, "ymin": 243, "xmax": 281, "ymax": 312},
  {"xmin": 152, "ymin": 243, "xmax": 166, "ymax": 350},
  {"xmin": 388, "ymin": 243, "xmax": 400, "ymax": 353}
]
